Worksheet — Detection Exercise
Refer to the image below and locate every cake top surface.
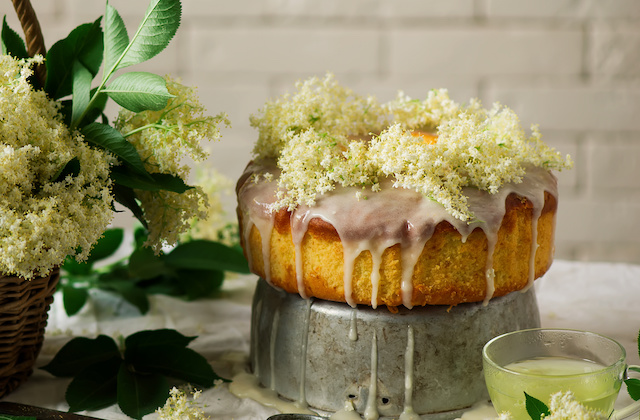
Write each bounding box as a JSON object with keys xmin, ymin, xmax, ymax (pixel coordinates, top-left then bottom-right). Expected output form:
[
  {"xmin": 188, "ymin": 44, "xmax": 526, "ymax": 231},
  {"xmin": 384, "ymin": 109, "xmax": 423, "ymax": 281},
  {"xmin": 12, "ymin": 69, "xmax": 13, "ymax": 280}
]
[{"xmin": 249, "ymin": 73, "xmax": 572, "ymax": 221}]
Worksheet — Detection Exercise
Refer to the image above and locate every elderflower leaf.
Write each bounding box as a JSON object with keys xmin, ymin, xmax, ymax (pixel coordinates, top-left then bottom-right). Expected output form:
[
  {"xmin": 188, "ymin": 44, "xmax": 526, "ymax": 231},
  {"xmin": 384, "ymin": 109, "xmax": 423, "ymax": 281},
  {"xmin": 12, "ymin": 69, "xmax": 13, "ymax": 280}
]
[
  {"xmin": 524, "ymin": 392, "xmax": 550, "ymax": 420},
  {"xmin": 41, "ymin": 335, "xmax": 120, "ymax": 377},
  {"xmin": 44, "ymin": 329, "xmax": 222, "ymax": 418},
  {"xmin": 625, "ymin": 378, "xmax": 640, "ymax": 401},
  {"xmin": 66, "ymin": 356, "xmax": 121, "ymax": 412},
  {"xmin": 104, "ymin": 71, "xmax": 174, "ymax": 112},
  {"xmin": 117, "ymin": 366, "xmax": 169, "ymax": 420},
  {"xmin": 81, "ymin": 122, "xmax": 150, "ymax": 177},
  {"xmin": 45, "ymin": 18, "xmax": 103, "ymax": 100},
  {"xmin": 1, "ymin": 16, "xmax": 28, "ymax": 58},
  {"xmin": 88, "ymin": 228, "xmax": 125, "ymax": 262},
  {"xmin": 164, "ymin": 240, "xmax": 251, "ymax": 273},
  {"xmin": 71, "ymin": 60, "xmax": 93, "ymax": 125},
  {"xmin": 62, "ymin": 282, "xmax": 90, "ymax": 316},
  {"xmin": 111, "ymin": 165, "xmax": 193, "ymax": 193},
  {"xmin": 103, "ymin": 3, "xmax": 128, "ymax": 76},
  {"xmin": 103, "ymin": 0, "xmax": 181, "ymax": 75}
]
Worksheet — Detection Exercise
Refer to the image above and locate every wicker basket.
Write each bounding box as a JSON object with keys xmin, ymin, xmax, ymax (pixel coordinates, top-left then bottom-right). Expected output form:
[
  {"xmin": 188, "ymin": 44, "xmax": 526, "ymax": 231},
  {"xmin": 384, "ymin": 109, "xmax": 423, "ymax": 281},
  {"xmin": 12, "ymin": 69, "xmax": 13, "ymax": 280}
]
[{"xmin": 0, "ymin": 269, "xmax": 60, "ymax": 397}]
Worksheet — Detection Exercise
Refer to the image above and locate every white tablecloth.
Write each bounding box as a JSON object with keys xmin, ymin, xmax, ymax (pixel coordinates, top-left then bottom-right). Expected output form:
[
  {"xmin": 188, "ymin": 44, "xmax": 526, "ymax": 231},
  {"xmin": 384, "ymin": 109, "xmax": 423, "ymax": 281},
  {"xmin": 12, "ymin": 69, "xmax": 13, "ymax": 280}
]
[{"xmin": 2, "ymin": 260, "xmax": 640, "ymax": 419}]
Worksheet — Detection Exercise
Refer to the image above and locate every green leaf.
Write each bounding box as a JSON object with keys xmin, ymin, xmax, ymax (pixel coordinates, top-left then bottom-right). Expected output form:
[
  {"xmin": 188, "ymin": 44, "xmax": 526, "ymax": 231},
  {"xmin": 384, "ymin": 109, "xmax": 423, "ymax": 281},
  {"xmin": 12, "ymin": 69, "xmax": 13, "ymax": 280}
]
[
  {"xmin": 62, "ymin": 255, "xmax": 92, "ymax": 276},
  {"xmin": 116, "ymin": 0, "xmax": 182, "ymax": 71},
  {"xmin": 98, "ymin": 280, "xmax": 150, "ymax": 314},
  {"xmin": 71, "ymin": 61, "xmax": 93, "ymax": 126},
  {"xmin": 111, "ymin": 165, "xmax": 192, "ymax": 193},
  {"xmin": 626, "ymin": 378, "xmax": 640, "ymax": 401},
  {"xmin": 117, "ymin": 365, "xmax": 169, "ymax": 420},
  {"xmin": 103, "ymin": 3, "xmax": 129, "ymax": 77},
  {"xmin": 165, "ymin": 240, "xmax": 250, "ymax": 273},
  {"xmin": 52, "ymin": 157, "xmax": 81, "ymax": 183},
  {"xmin": 629, "ymin": 366, "xmax": 640, "ymax": 374},
  {"xmin": 104, "ymin": 71, "xmax": 173, "ymax": 112},
  {"xmin": 62, "ymin": 284, "xmax": 89, "ymax": 316},
  {"xmin": 134, "ymin": 226, "xmax": 149, "ymax": 249},
  {"xmin": 125, "ymin": 329, "xmax": 196, "ymax": 351},
  {"xmin": 81, "ymin": 123, "xmax": 149, "ymax": 177},
  {"xmin": 66, "ymin": 357, "xmax": 121, "ymax": 412},
  {"xmin": 175, "ymin": 268, "xmax": 224, "ymax": 300},
  {"xmin": 45, "ymin": 18, "xmax": 103, "ymax": 99},
  {"xmin": 0, "ymin": 415, "xmax": 36, "ymax": 420},
  {"xmin": 524, "ymin": 392, "xmax": 550, "ymax": 420},
  {"xmin": 128, "ymin": 345, "xmax": 219, "ymax": 387},
  {"xmin": 41, "ymin": 335, "xmax": 120, "ymax": 377},
  {"xmin": 1, "ymin": 17, "xmax": 28, "ymax": 58},
  {"xmin": 129, "ymin": 247, "xmax": 166, "ymax": 279},
  {"xmin": 113, "ymin": 184, "xmax": 148, "ymax": 229},
  {"xmin": 88, "ymin": 228, "xmax": 125, "ymax": 263}
]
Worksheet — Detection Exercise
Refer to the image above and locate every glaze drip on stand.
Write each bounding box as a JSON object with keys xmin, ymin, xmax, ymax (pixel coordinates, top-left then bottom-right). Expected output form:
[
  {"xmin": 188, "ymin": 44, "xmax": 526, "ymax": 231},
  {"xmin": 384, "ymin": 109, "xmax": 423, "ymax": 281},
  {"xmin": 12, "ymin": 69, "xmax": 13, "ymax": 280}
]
[{"xmin": 247, "ymin": 278, "xmax": 541, "ymax": 419}]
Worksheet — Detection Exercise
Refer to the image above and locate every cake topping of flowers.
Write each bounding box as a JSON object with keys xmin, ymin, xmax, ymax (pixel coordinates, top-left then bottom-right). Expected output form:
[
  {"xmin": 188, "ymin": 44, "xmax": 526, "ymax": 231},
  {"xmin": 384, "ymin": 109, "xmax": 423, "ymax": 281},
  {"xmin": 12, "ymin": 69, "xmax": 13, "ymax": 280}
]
[{"xmin": 250, "ymin": 73, "xmax": 573, "ymax": 221}]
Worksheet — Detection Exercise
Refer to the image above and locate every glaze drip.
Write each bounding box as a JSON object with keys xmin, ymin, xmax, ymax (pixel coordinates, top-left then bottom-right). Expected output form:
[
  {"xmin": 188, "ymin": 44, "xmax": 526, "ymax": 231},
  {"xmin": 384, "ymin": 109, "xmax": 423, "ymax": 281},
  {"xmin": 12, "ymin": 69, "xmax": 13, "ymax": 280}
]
[{"xmin": 238, "ymin": 161, "xmax": 558, "ymax": 307}]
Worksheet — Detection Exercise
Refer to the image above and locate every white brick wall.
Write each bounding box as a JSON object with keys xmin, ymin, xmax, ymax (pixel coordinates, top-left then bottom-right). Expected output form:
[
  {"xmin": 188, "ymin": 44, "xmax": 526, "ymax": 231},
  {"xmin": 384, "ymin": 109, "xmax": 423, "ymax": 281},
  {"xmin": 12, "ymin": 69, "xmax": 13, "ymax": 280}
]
[{"xmin": 4, "ymin": 0, "xmax": 640, "ymax": 263}]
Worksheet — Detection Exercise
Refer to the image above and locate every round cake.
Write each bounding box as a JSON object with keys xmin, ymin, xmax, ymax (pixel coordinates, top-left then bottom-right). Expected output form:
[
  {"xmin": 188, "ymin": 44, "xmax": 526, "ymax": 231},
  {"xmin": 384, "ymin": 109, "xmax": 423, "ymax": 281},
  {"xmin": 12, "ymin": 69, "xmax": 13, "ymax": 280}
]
[{"xmin": 237, "ymin": 74, "xmax": 571, "ymax": 309}]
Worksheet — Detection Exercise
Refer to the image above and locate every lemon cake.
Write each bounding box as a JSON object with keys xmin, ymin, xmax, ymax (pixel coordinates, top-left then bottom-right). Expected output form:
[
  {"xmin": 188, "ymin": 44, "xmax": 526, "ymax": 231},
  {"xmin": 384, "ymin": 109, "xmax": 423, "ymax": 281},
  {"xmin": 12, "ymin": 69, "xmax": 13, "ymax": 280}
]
[{"xmin": 236, "ymin": 74, "xmax": 571, "ymax": 309}]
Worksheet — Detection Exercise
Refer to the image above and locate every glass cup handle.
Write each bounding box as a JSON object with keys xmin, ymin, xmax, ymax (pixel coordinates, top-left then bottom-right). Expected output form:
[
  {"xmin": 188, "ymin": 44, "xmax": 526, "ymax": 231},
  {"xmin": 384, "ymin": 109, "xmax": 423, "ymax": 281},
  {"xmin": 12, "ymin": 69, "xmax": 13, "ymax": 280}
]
[{"xmin": 611, "ymin": 365, "xmax": 640, "ymax": 420}]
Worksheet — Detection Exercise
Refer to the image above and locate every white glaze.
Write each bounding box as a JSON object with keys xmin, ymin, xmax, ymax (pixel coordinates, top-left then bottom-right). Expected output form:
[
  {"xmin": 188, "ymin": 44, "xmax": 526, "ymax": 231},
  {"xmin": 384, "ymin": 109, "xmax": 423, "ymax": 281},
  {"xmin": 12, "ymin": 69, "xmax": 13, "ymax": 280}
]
[
  {"xmin": 331, "ymin": 400, "xmax": 363, "ymax": 420},
  {"xmin": 296, "ymin": 299, "xmax": 312, "ymax": 409},
  {"xmin": 269, "ymin": 307, "xmax": 280, "ymax": 390},
  {"xmin": 238, "ymin": 161, "xmax": 558, "ymax": 307},
  {"xmin": 229, "ymin": 372, "xmax": 316, "ymax": 415},
  {"xmin": 349, "ymin": 308, "xmax": 358, "ymax": 341},
  {"xmin": 399, "ymin": 326, "xmax": 419, "ymax": 420},
  {"xmin": 364, "ymin": 331, "xmax": 379, "ymax": 420}
]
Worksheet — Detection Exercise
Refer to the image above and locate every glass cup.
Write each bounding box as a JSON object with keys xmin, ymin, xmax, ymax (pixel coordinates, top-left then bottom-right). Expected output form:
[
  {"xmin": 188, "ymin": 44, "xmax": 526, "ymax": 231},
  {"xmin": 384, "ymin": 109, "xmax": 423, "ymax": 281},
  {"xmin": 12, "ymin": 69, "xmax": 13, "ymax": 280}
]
[{"xmin": 483, "ymin": 328, "xmax": 640, "ymax": 419}]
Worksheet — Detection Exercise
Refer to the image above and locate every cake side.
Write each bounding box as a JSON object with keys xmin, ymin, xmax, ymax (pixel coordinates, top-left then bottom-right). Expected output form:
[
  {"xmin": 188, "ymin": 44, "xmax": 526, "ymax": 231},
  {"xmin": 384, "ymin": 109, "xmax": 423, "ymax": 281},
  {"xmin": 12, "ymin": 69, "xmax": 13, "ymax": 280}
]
[{"xmin": 239, "ymin": 183, "xmax": 556, "ymax": 307}]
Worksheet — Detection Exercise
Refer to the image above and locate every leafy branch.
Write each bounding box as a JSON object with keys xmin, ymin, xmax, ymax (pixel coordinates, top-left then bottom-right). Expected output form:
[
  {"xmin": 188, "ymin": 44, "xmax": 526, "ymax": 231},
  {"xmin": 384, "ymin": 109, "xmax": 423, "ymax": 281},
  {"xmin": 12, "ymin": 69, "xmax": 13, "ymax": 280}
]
[
  {"xmin": 60, "ymin": 226, "xmax": 249, "ymax": 316},
  {"xmin": 41, "ymin": 329, "xmax": 223, "ymax": 419},
  {"xmin": 2, "ymin": 0, "xmax": 192, "ymax": 231}
]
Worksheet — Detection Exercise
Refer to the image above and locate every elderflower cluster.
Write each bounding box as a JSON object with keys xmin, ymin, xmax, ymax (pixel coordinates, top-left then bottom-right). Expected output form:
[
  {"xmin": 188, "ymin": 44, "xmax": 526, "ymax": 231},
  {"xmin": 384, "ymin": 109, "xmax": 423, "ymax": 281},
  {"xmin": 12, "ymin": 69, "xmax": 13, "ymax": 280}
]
[
  {"xmin": 250, "ymin": 74, "xmax": 572, "ymax": 221},
  {"xmin": 156, "ymin": 387, "xmax": 209, "ymax": 420},
  {"xmin": 115, "ymin": 76, "xmax": 230, "ymax": 252},
  {"xmin": 545, "ymin": 392, "xmax": 608, "ymax": 420},
  {"xmin": 496, "ymin": 392, "xmax": 608, "ymax": 420},
  {"xmin": 0, "ymin": 55, "xmax": 115, "ymax": 279},
  {"xmin": 249, "ymin": 73, "xmax": 384, "ymax": 159},
  {"xmin": 182, "ymin": 163, "xmax": 238, "ymax": 246}
]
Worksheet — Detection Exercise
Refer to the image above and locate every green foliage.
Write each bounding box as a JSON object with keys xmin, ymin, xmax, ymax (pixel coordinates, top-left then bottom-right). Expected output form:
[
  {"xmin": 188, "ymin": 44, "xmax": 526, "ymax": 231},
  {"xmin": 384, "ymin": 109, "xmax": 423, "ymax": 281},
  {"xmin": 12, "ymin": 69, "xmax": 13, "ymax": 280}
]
[
  {"xmin": 41, "ymin": 329, "xmax": 221, "ymax": 419},
  {"xmin": 2, "ymin": 0, "xmax": 186, "ymax": 233},
  {"xmin": 1, "ymin": 17, "xmax": 28, "ymax": 58},
  {"xmin": 60, "ymin": 226, "xmax": 249, "ymax": 316},
  {"xmin": 524, "ymin": 392, "xmax": 550, "ymax": 420},
  {"xmin": 624, "ymin": 329, "xmax": 640, "ymax": 401}
]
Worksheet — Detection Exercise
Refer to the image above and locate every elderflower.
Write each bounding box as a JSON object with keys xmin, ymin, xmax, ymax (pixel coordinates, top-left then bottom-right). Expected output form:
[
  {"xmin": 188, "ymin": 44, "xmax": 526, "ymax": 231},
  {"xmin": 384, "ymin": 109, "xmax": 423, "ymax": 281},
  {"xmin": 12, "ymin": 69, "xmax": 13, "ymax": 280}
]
[
  {"xmin": 250, "ymin": 72, "xmax": 385, "ymax": 159},
  {"xmin": 251, "ymin": 74, "xmax": 572, "ymax": 221},
  {"xmin": 545, "ymin": 391, "xmax": 608, "ymax": 420},
  {"xmin": 114, "ymin": 76, "xmax": 230, "ymax": 252},
  {"xmin": 0, "ymin": 55, "xmax": 114, "ymax": 279},
  {"xmin": 495, "ymin": 392, "xmax": 608, "ymax": 420},
  {"xmin": 182, "ymin": 163, "xmax": 238, "ymax": 246},
  {"xmin": 156, "ymin": 387, "xmax": 209, "ymax": 420}
]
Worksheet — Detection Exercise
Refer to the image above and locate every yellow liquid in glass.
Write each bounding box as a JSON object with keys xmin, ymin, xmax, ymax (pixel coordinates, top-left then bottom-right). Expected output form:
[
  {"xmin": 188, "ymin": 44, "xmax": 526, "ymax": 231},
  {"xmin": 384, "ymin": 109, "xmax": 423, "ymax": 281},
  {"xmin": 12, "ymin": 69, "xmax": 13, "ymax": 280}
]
[{"xmin": 485, "ymin": 356, "xmax": 621, "ymax": 419}]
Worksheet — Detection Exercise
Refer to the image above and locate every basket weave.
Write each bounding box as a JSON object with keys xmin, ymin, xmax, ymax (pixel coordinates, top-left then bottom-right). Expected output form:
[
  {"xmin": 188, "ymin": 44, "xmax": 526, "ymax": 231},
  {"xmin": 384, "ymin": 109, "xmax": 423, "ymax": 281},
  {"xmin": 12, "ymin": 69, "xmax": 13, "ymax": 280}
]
[{"xmin": 0, "ymin": 268, "xmax": 59, "ymax": 397}]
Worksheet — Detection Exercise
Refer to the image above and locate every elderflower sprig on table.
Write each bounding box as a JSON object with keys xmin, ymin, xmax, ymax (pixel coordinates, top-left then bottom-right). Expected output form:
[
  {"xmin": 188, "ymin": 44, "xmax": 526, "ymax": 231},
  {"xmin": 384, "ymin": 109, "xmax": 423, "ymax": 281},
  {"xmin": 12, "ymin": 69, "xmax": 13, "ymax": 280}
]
[
  {"xmin": 1, "ymin": 0, "xmax": 231, "ymax": 279},
  {"xmin": 250, "ymin": 73, "xmax": 573, "ymax": 221},
  {"xmin": 157, "ymin": 387, "xmax": 210, "ymax": 420}
]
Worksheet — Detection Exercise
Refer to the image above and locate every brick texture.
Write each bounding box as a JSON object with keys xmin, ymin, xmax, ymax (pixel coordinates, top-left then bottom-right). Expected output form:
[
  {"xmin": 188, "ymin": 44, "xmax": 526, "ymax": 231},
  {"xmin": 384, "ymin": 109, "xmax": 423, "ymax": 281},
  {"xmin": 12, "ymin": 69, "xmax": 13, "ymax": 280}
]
[{"xmin": 4, "ymin": 0, "xmax": 640, "ymax": 263}]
